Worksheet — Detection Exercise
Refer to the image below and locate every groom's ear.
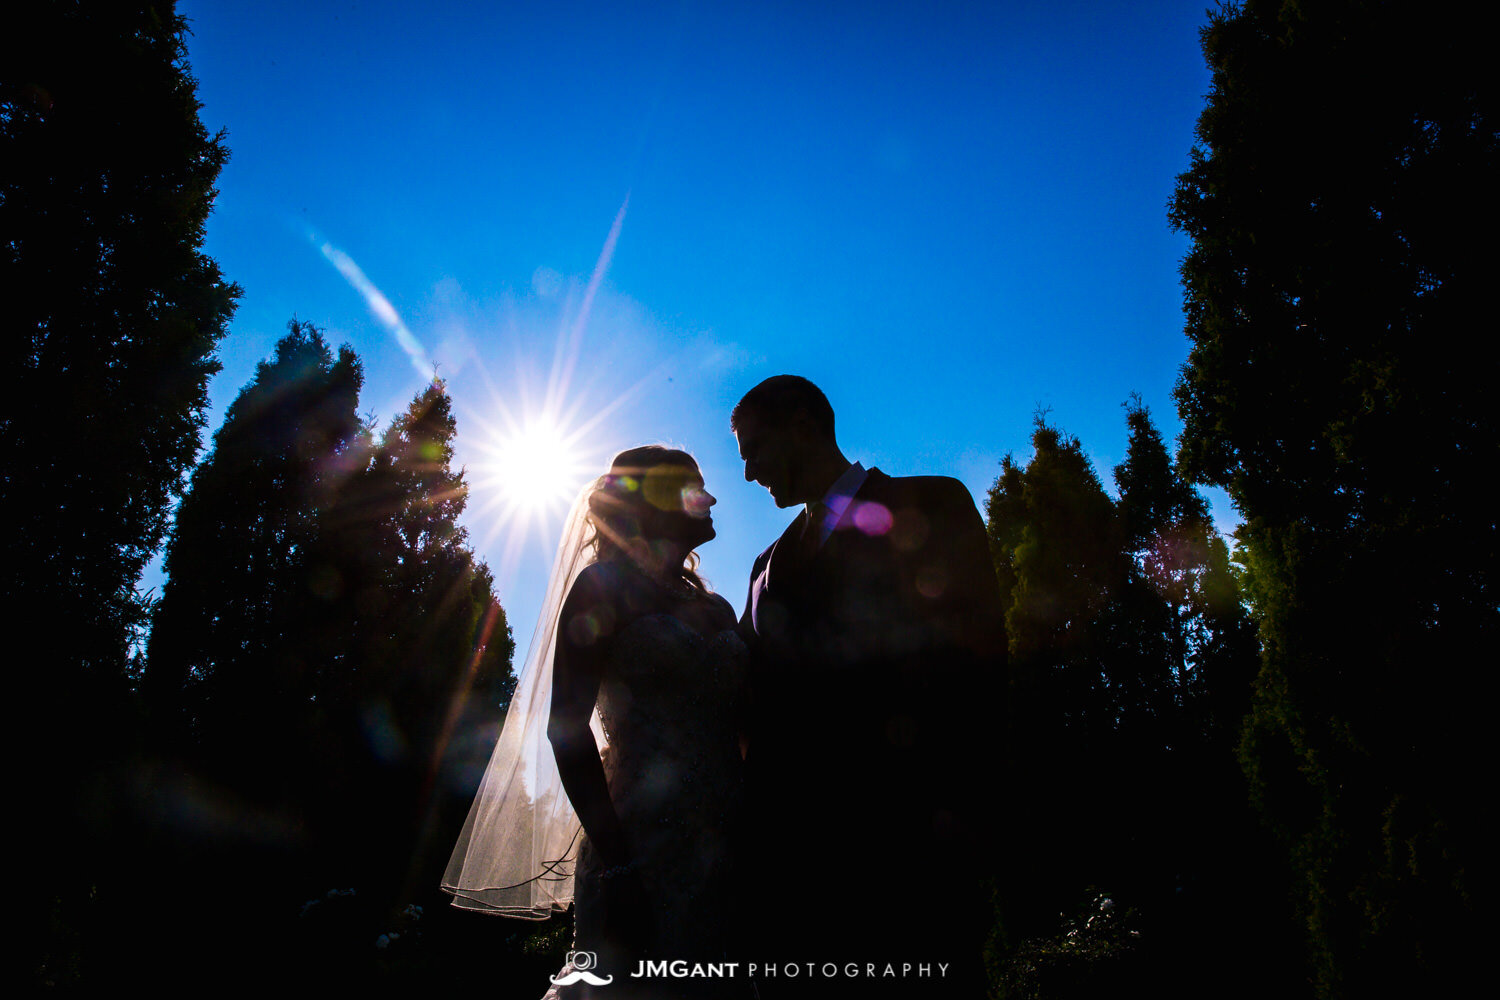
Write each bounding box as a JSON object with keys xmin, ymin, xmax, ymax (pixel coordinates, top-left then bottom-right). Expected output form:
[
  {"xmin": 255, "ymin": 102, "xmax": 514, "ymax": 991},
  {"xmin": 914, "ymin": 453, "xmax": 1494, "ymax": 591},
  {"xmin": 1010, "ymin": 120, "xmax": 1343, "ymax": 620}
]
[{"xmin": 789, "ymin": 408, "xmax": 832, "ymax": 447}]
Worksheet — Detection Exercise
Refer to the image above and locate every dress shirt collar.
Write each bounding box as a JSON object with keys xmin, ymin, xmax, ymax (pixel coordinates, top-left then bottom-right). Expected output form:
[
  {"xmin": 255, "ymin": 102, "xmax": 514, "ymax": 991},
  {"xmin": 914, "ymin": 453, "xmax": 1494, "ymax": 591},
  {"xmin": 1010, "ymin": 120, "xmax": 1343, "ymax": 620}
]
[{"xmin": 806, "ymin": 461, "xmax": 867, "ymax": 549}]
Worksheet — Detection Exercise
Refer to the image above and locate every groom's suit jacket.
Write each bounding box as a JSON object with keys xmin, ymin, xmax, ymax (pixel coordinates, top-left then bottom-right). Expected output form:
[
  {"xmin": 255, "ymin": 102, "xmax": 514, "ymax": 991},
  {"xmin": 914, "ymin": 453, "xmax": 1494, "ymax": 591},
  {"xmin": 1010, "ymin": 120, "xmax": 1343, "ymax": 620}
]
[{"xmin": 740, "ymin": 468, "xmax": 1005, "ymax": 904}]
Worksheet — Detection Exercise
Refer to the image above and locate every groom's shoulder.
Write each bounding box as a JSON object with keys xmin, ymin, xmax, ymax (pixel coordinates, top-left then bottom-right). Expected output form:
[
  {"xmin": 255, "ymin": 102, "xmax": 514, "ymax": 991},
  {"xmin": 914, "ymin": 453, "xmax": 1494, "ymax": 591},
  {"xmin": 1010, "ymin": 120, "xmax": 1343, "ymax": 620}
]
[
  {"xmin": 866, "ymin": 469, "xmax": 977, "ymax": 513},
  {"xmin": 751, "ymin": 530, "xmax": 783, "ymax": 569}
]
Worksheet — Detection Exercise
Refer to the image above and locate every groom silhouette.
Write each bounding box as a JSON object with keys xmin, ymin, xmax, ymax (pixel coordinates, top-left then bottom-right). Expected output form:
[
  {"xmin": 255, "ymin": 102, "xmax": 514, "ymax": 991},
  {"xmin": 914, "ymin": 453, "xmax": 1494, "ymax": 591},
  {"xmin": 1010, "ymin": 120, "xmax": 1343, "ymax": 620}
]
[{"xmin": 733, "ymin": 375, "xmax": 1005, "ymax": 997}]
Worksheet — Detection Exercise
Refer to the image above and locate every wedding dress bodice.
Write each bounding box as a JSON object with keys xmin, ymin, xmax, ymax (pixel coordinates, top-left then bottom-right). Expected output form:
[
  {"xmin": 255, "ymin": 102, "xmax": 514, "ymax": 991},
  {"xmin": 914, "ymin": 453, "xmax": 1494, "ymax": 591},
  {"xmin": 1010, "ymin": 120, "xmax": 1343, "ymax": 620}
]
[
  {"xmin": 595, "ymin": 613, "xmax": 746, "ymax": 826},
  {"xmin": 554, "ymin": 612, "xmax": 748, "ymax": 998}
]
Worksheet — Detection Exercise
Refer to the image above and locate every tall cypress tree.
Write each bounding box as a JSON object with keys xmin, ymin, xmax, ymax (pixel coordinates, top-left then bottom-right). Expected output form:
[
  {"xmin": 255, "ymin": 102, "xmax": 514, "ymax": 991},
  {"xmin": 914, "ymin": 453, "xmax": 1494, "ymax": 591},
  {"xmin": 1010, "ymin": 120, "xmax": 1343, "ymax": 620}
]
[
  {"xmin": 4, "ymin": 4, "xmax": 239, "ymax": 982},
  {"xmin": 1170, "ymin": 1, "xmax": 1493, "ymax": 991},
  {"xmin": 986, "ymin": 419, "xmax": 1127, "ymax": 930},
  {"xmin": 1112, "ymin": 401, "xmax": 1283, "ymax": 993},
  {"xmin": 331, "ymin": 380, "xmax": 515, "ymax": 900},
  {"xmin": 989, "ymin": 410, "xmax": 1275, "ymax": 991},
  {"xmin": 145, "ymin": 349, "xmax": 514, "ymax": 965},
  {"xmin": 1113, "ymin": 397, "xmax": 1257, "ymax": 744},
  {"xmin": 364, "ymin": 381, "xmax": 515, "ymax": 757},
  {"xmin": 3, "ymin": 0, "xmax": 238, "ymax": 742},
  {"xmin": 145, "ymin": 321, "xmax": 366, "ymax": 799}
]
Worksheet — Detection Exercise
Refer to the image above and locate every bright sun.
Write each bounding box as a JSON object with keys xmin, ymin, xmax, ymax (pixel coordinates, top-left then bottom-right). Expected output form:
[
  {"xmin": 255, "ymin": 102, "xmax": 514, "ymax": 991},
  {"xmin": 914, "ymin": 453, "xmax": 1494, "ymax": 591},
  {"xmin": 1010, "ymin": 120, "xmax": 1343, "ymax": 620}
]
[{"xmin": 488, "ymin": 417, "xmax": 588, "ymax": 515}]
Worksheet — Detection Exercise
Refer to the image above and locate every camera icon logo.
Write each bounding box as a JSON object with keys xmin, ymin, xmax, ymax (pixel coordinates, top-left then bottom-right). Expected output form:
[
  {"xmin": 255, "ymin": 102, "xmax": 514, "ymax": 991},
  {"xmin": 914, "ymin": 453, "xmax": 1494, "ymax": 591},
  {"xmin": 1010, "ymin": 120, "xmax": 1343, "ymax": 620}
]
[{"xmin": 549, "ymin": 950, "xmax": 613, "ymax": 987}]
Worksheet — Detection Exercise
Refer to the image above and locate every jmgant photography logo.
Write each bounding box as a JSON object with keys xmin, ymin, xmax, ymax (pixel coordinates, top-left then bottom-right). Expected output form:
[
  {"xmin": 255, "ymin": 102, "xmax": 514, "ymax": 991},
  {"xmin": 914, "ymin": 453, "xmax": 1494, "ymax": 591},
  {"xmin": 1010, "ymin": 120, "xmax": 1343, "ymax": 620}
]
[{"xmin": 549, "ymin": 950, "xmax": 614, "ymax": 987}]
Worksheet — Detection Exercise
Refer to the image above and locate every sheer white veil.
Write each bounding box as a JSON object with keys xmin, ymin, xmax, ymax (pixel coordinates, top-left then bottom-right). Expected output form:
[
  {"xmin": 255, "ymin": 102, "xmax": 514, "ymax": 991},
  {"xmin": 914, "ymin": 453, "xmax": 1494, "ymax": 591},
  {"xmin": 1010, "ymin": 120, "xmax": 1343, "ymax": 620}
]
[{"xmin": 442, "ymin": 479, "xmax": 607, "ymax": 917}]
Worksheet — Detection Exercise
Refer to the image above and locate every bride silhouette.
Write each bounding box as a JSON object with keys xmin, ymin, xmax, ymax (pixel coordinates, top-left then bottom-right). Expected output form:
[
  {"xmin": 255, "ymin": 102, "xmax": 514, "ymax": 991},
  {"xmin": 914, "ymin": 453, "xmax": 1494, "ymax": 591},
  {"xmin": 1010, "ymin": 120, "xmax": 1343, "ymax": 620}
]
[{"xmin": 443, "ymin": 446, "xmax": 747, "ymax": 999}]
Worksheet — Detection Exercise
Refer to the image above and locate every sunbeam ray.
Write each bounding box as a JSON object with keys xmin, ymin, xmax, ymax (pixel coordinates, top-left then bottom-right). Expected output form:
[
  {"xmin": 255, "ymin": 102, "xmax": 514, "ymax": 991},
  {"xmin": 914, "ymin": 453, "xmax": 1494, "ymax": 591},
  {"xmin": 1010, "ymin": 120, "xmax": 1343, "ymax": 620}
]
[{"xmin": 545, "ymin": 193, "xmax": 629, "ymax": 415}]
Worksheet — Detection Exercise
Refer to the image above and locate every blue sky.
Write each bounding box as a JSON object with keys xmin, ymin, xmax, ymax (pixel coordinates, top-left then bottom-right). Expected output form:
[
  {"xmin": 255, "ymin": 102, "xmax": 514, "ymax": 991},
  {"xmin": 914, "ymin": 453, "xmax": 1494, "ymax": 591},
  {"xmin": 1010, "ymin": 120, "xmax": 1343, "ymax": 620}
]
[{"xmin": 166, "ymin": 0, "xmax": 1230, "ymax": 654}]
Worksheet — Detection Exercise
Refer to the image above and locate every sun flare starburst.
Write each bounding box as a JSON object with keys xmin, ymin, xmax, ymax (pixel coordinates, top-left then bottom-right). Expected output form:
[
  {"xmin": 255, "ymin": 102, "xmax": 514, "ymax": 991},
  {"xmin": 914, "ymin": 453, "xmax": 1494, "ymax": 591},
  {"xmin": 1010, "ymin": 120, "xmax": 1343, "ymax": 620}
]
[
  {"xmin": 486, "ymin": 417, "xmax": 591, "ymax": 516},
  {"xmin": 457, "ymin": 192, "xmax": 667, "ymax": 595}
]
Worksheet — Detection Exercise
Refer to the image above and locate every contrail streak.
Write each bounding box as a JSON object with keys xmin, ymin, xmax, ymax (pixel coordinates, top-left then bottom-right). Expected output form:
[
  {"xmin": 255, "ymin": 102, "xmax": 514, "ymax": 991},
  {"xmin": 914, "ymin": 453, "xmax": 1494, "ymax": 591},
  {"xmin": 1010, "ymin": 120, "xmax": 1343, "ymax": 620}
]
[{"xmin": 320, "ymin": 241, "xmax": 436, "ymax": 380}]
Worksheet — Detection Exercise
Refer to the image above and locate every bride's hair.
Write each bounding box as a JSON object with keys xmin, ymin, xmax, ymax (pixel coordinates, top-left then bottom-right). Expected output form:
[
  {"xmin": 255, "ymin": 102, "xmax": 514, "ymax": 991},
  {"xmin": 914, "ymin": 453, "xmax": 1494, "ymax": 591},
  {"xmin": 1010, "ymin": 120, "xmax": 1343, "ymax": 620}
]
[{"xmin": 586, "ymin": 445, "xmax": 708, "ymax": 592}]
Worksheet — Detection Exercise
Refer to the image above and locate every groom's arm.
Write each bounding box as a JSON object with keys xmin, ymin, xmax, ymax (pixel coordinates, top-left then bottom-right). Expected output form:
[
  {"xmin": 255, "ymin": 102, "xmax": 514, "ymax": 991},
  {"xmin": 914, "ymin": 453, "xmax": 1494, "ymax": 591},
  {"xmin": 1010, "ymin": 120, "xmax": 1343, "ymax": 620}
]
[
  {"xmin": 892, "ymin": 478, "xmax": 1006, "ymax": 854},
  {"xmin": 737, "ymin": 548, "xmax": 768, "ymax": 640},
  {"xmin": 913, "ymin": 476, "xmax": 1006, "ymax": 662},
  {"xmin": 736, "ymin": 550, "xmax": 769, "ymax": 760}
]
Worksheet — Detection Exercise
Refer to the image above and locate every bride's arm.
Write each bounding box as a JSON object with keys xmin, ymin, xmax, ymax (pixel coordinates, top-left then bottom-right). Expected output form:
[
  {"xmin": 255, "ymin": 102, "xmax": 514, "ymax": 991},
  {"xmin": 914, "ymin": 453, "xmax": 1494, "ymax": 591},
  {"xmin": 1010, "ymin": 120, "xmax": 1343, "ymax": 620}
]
[{"xmin": 546, "ymin": 565, "xmax": 632, "ymax": 869}]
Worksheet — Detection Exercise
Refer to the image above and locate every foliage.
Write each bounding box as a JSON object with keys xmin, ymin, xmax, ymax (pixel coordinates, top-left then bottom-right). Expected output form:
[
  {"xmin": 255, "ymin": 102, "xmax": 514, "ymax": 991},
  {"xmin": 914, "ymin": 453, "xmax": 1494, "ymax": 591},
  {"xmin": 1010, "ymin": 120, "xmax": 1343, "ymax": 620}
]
[
  {"xmin": 1170, "ymin": 0, "xmax": 1494, "ymax": 992},
  {"xmin": 994, "ymin": 891, "xmax": 1142, "ymax": 1000},
  {"xmin": 145, "ymin": 321, "xmax": 367, "ymax": 781},
  {"xmin": 985, "ymin": 408, "xmax": 1262, "ymax": 959},
  {"xmin": 1115, "ymin": 396, "xmax": 1258, "ymax": 749},
  {"xmin": 141, "ymin": 322, "xmax": 514, "ymax": 979},
  {"xmin": 1, "ymin": 0, "xmax": 238, "ymax": 729},
  {"xmin": 2, "ymin": 2, "xmax": 238, "ymax": 984}
]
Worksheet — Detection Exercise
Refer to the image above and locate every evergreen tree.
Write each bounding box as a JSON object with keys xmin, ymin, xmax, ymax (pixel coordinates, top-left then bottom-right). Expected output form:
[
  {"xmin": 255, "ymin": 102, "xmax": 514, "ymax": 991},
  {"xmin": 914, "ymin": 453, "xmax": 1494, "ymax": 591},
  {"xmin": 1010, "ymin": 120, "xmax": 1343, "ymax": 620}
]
[
  {"xmin": 986, "ymin": 418, "xmax": 1127, "ymax": 931},
  {"xmin": 1113, "ymin": 397, "xmax": 1256, "ymax": 745},
  {"xmin": 368, "ymin": 381, "xmax": 515, "ymax": 755},
  {"xmin": 998, "ymin": 419, "xmax": 1125, "ymax": 743},
  {"xmin": 145, "ymin": 337, "xmax": 514, "ymax": 969},
  {"xmin": 145, "ymin": 321, "xmax": 366, "ymax": 798},
  {"xmin": 2, "ymin": 0, "xmax": 238, "ymax": 732},
  {"xmin": 3, "ymin": 3, "xmax": 238, "ymax": 982},
  {"xmin": 989, "ymin": 410, "xmax": 1274, "ymax": 995},
  {"xmin": 331, "ymin": 380, "xmax": 515, "ymax": 899},
  {"xmin": 1111, "ymin": 401, "xmax": 1281, "ymax": 995},
  {"xmin": 1169, "ymin": 1, "xmax": 1493, "ymax": 991}
]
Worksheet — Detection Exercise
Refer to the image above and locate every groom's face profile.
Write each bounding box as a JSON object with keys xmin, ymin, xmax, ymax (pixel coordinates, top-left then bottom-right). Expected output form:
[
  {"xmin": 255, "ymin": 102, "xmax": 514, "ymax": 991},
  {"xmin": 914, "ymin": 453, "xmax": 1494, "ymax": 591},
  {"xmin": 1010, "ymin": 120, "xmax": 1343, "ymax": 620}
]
[{"xmin": 735, "ymin": 410, "xmax": 810, "ymax": 508}]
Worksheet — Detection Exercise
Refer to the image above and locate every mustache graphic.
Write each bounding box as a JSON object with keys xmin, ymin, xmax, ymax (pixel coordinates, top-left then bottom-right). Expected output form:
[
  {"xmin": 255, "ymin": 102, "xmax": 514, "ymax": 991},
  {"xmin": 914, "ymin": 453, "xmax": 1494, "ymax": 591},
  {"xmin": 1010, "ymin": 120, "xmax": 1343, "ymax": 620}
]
[{"xmin": 549, "ymin": 970, "xmax": 615, "ymax": 986}]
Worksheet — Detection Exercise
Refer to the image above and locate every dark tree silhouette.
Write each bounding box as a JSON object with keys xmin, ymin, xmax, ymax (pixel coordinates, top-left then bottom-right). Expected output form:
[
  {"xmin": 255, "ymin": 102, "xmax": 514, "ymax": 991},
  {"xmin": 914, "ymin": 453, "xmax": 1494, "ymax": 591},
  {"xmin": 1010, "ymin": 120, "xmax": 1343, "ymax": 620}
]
[
  {"xmin": 986, "ymin": 419, "xmax": 1128, "ymax": 934},
  {"xmin": 330, "ymin": 380, "xmax": 515, "ymax": 903},
  {"xmin": 1111, "ymin": 400, "xmax": 1282, "ymax": 996},
  {"xmin": 146, "ymin": 321, "xmax": 366, "ymax": 796},
  {"xmin": 3, "ymin": 2, "xmax": 238, "ymax": 985},
  {"xmin": 2, "ymin": 1, "xmax": 237, "ymax": 685},
  {"xmin": 987, "ymin": 409, "xmax": 1272, "ymax": 996},
  {"xmin": 1113, "ymin": 397, "xmax": 1256, "ymax": 749},
  {"xmin": 1170, "ymin": 0, "xmax": 1494, "ymax": 992},
  {"xmin": 143, "ymin": 326, "xmax": 514, "ymax": 982}
]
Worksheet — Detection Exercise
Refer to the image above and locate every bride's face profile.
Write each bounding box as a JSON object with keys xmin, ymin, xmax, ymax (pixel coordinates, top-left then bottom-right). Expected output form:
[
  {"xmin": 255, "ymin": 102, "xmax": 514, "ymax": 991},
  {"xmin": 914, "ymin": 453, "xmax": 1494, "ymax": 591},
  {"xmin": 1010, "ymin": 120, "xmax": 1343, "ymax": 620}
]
[
  {"xmin": 592, "ymin": 447, "xmax": 717, "ymax": 557},
  {"xmin": 642, "ymin": 461, "xmax": 717, "ymax": 548}
]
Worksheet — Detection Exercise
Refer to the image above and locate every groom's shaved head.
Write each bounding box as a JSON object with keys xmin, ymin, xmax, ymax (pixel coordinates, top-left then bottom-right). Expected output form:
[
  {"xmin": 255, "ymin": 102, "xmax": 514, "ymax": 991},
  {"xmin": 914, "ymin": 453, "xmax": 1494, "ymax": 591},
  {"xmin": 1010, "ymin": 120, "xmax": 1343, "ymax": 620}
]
[{"xmin": 731, "ymin": 375, "xmax": 835, "ymax": 439}]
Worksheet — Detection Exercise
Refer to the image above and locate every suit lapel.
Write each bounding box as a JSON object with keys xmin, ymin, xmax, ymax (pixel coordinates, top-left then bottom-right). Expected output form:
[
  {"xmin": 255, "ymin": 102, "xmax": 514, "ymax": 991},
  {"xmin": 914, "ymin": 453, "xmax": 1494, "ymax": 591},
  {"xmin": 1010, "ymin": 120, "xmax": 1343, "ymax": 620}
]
[
  {"xmin": 751, "ymin": 510, "xmax": 808, "ymax": 627},
  {"xmin": 751, "ymin": 471, "xmax": 893, "ymax": 633},
  {"xmin": 819, "ymin": 468, "xmax": 889, "ymax": 563},
  {"xmin": 768, "ymin": 508, "xmax": 810, "ymax": 579}
]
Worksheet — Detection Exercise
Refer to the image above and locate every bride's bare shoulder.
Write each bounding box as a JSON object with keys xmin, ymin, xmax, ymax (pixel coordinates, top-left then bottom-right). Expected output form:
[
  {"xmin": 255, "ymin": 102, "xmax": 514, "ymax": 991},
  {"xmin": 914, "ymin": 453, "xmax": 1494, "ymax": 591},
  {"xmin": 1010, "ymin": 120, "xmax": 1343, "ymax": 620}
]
[
  {"xmin": 569, "ymin": 560, "xmax": 613, "ymax": 594},
  {"xmin": 564, "ymin": 561, "xmax": 659, "ymax": 629},
  {"xmin": 569, "ymin": 561, "xmax": 639, "ymax": 598},
  {"xmin": 705, "ymin": 591, "xmax": 738, "ymax": 629}
]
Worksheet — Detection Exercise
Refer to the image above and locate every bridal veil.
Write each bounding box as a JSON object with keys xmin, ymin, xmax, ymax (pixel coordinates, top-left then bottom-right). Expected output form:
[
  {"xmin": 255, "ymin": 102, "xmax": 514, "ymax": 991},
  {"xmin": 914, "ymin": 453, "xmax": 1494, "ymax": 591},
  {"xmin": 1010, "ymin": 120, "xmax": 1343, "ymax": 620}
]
[{"xmin": 442, "ymin": 480, "xmax": 606, "ymax": 917}]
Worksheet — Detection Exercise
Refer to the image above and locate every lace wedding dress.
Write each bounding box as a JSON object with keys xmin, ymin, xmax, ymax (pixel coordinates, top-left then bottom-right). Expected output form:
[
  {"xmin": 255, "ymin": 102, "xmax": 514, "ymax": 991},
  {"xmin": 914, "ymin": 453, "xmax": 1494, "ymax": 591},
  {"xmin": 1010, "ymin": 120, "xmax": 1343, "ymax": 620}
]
[{"xmin": 547, "ymin": 612, "xmax": 748, "ymax": 1000}]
